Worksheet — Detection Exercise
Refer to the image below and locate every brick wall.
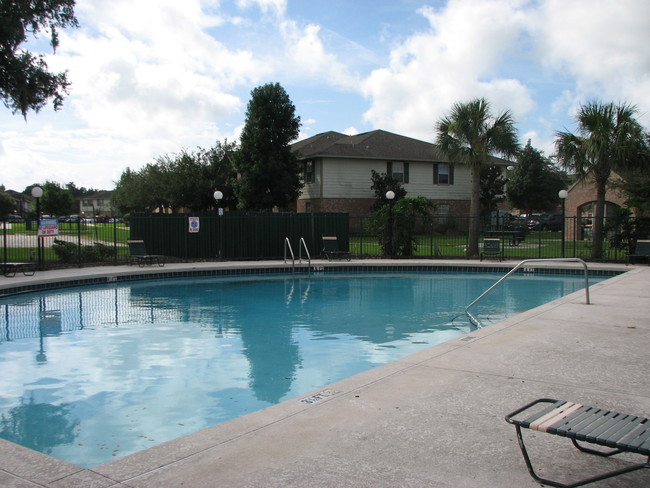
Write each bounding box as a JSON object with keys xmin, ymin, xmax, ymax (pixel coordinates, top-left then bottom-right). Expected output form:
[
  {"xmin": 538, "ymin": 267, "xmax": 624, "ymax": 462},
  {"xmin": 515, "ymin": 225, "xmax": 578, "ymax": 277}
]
[
  {"xmin": 565, "ymin": 173, "xmax": 627, "ymax": 218},
  {"xmin": 297, "ymin": 198, "xmax": 470, "ymax": 217}
]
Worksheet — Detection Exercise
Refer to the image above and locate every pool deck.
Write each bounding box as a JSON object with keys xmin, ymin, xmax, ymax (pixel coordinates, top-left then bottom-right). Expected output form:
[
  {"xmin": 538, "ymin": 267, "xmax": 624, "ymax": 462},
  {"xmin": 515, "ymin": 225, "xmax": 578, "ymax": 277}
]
[{"xmin": 1, "ymin": 259, "xmax": 649, "ymax": 487}]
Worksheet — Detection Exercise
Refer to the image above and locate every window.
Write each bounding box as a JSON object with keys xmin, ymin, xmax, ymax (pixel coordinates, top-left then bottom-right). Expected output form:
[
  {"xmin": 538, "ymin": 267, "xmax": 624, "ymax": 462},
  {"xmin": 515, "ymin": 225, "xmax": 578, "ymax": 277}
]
[
  {"xmin": 303, "ymin": 160, "xmax": 315, "ymax": 184},
  {"xmin": 387, "ymin": 161, "xmax": 409, "ymax": 183},
  {"xmin": 434, "ymin": 163, "xmax": 454, "ymax": 185}
]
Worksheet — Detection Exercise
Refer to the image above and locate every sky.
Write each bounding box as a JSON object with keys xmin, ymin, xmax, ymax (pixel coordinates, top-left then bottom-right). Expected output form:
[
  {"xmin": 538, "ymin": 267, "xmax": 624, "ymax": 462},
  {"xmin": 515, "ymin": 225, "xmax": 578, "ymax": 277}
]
[{"xmin": 1, "ymin": 0, "xmax": 649, "ymax": 192}]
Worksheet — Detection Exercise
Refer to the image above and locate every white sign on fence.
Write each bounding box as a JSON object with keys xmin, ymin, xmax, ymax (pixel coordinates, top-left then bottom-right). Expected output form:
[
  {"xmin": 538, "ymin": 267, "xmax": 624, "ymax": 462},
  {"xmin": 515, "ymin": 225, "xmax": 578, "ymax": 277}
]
[
  {"xmin": 188, "ymin": 217, "xmax": 200, "ymax": 233},
  {"xmin": 38, "ymin": 218, "xmax": 59, "ymax": 237}
]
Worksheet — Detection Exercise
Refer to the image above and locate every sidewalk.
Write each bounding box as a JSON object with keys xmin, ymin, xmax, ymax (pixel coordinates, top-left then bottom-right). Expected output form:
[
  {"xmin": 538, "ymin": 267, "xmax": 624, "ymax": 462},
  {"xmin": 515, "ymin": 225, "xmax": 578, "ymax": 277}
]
[{"xmin": 0, "ymin": 261, "xmax": 648, "ymax": 487}]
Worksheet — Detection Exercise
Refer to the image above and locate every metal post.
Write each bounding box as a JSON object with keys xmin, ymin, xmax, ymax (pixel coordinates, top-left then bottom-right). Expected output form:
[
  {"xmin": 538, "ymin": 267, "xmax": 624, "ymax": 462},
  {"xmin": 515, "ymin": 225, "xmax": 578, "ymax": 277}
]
[
  {"xmin": 385, "ymin": 190, "xmax": 395, "ymax": 258},
  {"xmin": 36, "ymin": 197, "xmax": 43, "ymax": 270},
  {"xmin": 562, "ymin": 198, "xmax": 566, "ymax": 257},
  {"xmin": 559, "ymin": 189, "xmax": 568, "ymax": 259},
  {"xmin": 388, "ymin": 202, "xmax": 393, "ymax": 258}
]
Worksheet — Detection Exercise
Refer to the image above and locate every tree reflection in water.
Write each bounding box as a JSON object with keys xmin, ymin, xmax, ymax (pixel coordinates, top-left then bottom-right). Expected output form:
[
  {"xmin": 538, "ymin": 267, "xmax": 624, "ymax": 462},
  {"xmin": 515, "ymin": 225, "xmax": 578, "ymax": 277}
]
[{"xmin": 0, "ymin": 397, "xmax": 76, "ymax": 454}]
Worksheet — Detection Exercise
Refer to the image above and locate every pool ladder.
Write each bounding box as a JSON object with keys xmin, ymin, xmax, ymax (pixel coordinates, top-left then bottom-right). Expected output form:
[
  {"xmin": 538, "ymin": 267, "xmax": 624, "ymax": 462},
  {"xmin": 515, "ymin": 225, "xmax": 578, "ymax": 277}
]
[
  {"xmin": 284, "ymin": 237, "xmax": 311, "ymax": 275},
  {"xmin": 465, "ymin": 258, "xmax": 591, "ymax": 327}
]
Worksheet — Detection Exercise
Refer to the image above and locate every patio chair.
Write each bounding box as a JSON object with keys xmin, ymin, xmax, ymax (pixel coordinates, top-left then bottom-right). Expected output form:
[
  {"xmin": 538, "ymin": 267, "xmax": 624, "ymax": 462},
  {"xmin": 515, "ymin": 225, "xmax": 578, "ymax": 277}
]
[
  {"xmin": 629, "ymin": 239, "xmax": 650, "ymax": 265},
  {"xmin": 127, "ymin": 240, "xmax": 165, "ymax": 267},
  {"xmin": 505, "ymin": 398, "xmax": 650, "ymax": 487},
  {"xmin": 322, "ymin": 235, "xmax": 351, "ymax": 261},
  {"xmin": 480, "ymin": 238, "xmax": 502, "ymax": 261}
]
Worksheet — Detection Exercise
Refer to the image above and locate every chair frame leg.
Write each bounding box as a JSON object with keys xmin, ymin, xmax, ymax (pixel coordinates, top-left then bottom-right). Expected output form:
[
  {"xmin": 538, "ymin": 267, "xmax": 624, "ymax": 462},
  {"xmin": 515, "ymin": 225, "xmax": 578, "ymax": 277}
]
[{"xmin": 514, "ymin": 425, "xmax": 650, "ymax": 488}]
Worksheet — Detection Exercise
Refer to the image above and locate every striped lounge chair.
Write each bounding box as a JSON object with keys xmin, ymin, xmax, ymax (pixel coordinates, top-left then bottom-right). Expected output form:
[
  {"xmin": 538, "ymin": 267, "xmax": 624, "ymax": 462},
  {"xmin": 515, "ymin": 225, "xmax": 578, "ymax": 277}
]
[{"xmin": 505, "ymin": 398, "xmax": 649, "ymax": 487}]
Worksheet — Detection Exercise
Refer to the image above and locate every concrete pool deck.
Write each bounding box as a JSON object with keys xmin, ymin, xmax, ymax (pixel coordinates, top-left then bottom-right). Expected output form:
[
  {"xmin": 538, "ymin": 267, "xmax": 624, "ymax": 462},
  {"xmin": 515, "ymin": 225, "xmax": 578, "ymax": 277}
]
[{"xmin": 0, "ymin": 259, "xmax": 649, "ymax": 487}]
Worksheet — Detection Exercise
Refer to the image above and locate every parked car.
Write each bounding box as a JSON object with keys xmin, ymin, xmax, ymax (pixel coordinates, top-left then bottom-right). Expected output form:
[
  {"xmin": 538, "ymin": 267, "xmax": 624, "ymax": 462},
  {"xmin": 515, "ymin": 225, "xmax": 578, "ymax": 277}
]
[
  {"xmin": 60, "ymin": 215, "xmax": 81, "ymax": 223},
  {"xmin": 5, "ymin": 214, "xmax": 25, "ymax": 223},
  {"xmin": 527, "ymin": 214, "xmax": 563, "ymax": 231},
  {"xmin": 539, "ymin": 214, "xmax": 563, "ymax": 231},
  {"xmin": 526, "ymin": 214, "xmax": 542, "ymax": 230}
]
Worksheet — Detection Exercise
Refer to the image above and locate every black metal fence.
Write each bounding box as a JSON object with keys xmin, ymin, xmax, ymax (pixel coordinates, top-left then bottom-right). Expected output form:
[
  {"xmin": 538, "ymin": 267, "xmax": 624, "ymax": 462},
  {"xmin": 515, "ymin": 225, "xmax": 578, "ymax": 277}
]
[{"xmin": 1, "ymin": 213, "xmax": 647, "ymax": 270}]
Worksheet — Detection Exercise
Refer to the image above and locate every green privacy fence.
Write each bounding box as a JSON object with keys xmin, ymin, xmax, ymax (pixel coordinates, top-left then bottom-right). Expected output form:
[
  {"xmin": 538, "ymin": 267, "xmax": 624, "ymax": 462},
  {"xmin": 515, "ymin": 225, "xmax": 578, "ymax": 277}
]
[{"xmin": 129, "ymin": 212, "xmax": 350, "ymax": 260}]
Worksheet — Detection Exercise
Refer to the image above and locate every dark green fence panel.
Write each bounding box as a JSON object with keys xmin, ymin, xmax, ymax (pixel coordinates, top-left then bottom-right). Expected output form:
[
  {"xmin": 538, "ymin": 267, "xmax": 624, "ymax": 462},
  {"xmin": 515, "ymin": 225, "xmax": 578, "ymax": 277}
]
[{"xmin": 129, "ymin": 212, "xmax": 350, "ymax": 260}]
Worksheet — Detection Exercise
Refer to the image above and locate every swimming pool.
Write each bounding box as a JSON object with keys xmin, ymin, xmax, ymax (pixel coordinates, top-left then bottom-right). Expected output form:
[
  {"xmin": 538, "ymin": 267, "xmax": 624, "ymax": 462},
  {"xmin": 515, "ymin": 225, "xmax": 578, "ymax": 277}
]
[{"xmin": 0, "ymin": 269, "xmax": 610, "ymax": 468}]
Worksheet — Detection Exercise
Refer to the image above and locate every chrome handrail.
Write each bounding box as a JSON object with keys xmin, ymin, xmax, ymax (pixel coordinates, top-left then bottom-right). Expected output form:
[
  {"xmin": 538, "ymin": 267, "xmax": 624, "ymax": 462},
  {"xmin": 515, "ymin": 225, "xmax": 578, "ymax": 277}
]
[
  {"xmin": 298, "ymin": 237, "xmax": 311, "ymax": 267},
  {"xmin": 465, "ymin": 258, "xmax": 590, "ymax": 327},
  {"xmin": 283, "ymin": 237, "xmax": 295, "ymax": 270}
]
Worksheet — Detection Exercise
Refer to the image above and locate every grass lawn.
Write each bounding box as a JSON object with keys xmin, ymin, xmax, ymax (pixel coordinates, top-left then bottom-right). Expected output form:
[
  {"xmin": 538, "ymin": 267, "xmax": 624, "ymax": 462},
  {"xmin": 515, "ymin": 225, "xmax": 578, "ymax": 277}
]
[{"xmin": 350, "ymin": 232, "xmax": 624, "ymax": 260}]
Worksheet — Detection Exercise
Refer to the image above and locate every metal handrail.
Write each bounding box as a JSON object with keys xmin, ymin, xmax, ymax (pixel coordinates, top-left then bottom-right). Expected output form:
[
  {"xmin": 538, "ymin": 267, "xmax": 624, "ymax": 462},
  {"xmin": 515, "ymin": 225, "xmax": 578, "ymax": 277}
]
[
  {"xmin": 283, "ymin": 237, "xmax": 294, "ymax": 268},
  {"xmin": 298, "ymin": 237, "xmax": 311, "ymax": 267},
  {"xmin": 465, "ymin": 258, "xmax": 590, "ymax": 327}
]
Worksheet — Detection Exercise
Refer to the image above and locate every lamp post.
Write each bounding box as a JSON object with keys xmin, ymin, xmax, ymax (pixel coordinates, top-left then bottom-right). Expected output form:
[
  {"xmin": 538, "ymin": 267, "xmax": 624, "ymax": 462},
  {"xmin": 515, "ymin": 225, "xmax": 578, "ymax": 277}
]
[
  {"xmin": 31, "ymin": 186, "xmax": 43, "ymax": 269},
  {"xmin": 386, "ymin": 190, "xmax": 395, "ymax": 258},
  {"xmin": 213, "ymin": 190, "xmax": 223, "ymax": 260},
  {"xmin": 558, "ymin": 189, "xmax": 568, "ymax": 258}
]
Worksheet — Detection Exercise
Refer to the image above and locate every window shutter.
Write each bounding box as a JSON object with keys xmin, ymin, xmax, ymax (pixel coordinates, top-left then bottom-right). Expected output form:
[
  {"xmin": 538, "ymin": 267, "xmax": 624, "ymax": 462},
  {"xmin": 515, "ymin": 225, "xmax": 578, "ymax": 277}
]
[
  {"xmin": 449, "ymin": 164, "xmax": 454, "ymax": 185},
  {"xmin": 433, "ymin": 164, "xmax": 439, "ymax": 184},
  {"xmin": 387, "ymin": 161, "xmax": 392, "ymax": 175},
  {"xmin": 404, "ymin": 163, "xmax": 409, "ymax": 183}
]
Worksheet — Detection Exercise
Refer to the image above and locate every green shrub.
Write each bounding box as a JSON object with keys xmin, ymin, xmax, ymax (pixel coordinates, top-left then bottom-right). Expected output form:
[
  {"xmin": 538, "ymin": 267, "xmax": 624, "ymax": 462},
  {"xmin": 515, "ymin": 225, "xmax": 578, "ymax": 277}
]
[{"xmin": 52, "ymin": 239, "xmax": 116, "ymax": 263}]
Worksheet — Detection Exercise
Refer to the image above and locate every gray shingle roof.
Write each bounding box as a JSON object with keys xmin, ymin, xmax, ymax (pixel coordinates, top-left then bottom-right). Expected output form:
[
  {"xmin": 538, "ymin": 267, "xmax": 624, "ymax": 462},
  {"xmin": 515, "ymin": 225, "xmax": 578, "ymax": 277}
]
[{"xmin": 292, "ymin": 130, "xmax": 448, "ymax": 162}]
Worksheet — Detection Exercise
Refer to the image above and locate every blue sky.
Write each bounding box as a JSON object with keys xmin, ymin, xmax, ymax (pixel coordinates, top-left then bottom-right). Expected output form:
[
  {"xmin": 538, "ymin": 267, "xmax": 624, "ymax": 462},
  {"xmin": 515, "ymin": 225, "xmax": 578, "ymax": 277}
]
[{"xmin": 1, "ymin": 0, "xmax": 649, "ymax": 191}]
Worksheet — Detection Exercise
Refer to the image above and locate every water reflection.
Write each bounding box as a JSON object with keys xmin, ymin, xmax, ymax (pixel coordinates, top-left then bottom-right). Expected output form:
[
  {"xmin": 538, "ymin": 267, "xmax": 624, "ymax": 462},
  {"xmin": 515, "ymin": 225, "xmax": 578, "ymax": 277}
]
[
  {"xmin": 0, "ymin": 272, "xmax": 597, "ymax": 467},
  {"xmin": 0, "ymin": 397, "xmax": 75, "ymax": 454}
]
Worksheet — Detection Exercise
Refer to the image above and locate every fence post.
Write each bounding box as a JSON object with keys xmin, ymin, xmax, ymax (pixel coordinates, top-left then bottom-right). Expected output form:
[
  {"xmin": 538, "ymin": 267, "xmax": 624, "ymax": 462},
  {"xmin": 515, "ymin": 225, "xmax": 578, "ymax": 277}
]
[{"xmin": 76, "ymin": 219, "xmax": 82, "ymax": 267}]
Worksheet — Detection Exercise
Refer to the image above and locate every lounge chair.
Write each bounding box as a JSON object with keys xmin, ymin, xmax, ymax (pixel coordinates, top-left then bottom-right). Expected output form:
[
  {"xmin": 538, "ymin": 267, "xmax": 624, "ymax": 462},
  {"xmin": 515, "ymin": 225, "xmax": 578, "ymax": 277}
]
[
  {"xmin": 629, "ymin": 239, "xmax": 650, "ymax": 265},
  {"xmin": 322, "ymin": 235, "xmax": 351, "ymax": 261},
  {"xmin": 2, "ymin": 262, "xmax": 36, "ymax": 277},
  {"xmin": 480, "ymin": 238, "xmax": 502, "ymax": 261},
  {"xmin": 506, "ymin": 398, "xmax": 650, "ymax": 487},
  {"xmin": 127, "ymin": 240, "xmax": 165, "ymax": 267}
]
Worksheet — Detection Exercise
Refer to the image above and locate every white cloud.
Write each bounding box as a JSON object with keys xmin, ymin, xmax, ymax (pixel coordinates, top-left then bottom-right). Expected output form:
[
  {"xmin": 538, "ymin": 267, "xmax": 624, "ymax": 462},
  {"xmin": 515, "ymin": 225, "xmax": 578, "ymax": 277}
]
[
  {"xmin": 2, "ymin": 0, "xmax": 648, "ymax": 192},
  {"xmin": 532, "ymin": 0, "xmax": 650, "ymax": 126},
  {"xmin": 1, "ymin": 0, "xmax": 265, "ymax": 190},
  {"xmin": 236, "ymin": 0, "xmax": 287, "ymax": 17},
  {"xmin": 279, "ymin": 21, "xmax": 359, "ymax": 89},
  {"xmin": 361, "ymin": 0, "xmax": 535, "ymax": 141}
]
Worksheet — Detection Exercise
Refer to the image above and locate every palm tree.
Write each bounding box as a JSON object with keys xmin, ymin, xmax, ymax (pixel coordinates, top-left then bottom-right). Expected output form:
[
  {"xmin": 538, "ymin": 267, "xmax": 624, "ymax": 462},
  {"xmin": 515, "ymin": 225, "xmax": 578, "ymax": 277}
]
[
  {"xmin": 554, "ymin": 101, "xmax": 649, "ymax": 259},
  {"xmin": 436, "ymin": 98, "xmax": 519, "ymax": 256}
]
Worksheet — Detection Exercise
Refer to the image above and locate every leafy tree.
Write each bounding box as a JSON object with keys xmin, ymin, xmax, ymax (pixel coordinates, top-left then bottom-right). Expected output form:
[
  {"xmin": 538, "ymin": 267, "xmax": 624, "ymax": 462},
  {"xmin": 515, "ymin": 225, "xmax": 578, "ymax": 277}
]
[
  {"xmin": 435, "ymin": 98, "xmax": 519, "ymax": 256},
  {"xmin": 66, "ymin": 182, "xmax": 100, "ymax": 198},
  {"xmin": 366, "ymin": 196, "xmax": 436, "ymax": 256},
  {"xmin": 508, "ymin": 140, "xmax": 568, "ymax": 215},
  {"xmin": 0, "ymin": 189, "xmax": 16, "ymax": 216},
  {"xmin": 0, "ymin": 0, "xmax": 79, "ymax": 117},
  {"xmin": 370, "ymin": 169, "xmax": 407, "ymax": 211},
  {"xmin": 234, "ymin": 82, "xmax": 302, "ymax": 211},
  {"xmin": 555, "ymin": 101, "xmax": 650, "ymax": 259},
  {"xmin": 160, "ymin": 142, "xmax": 237, "ymax": 212},
  {"xmin": 112, "ymin": 168, "xmax": 151, "ymax": 214},
  {"xmin": 610, "ymin": 142, "xmax": 650, "ymax": 214},
  {"xmin": 112, "ymin": 141, "xmax": 238, "ymax": 215},
  {"xmin": 479, "ymin": 165, "xmax": 508, "ymax": 215},
  {"xmin": 40, "ymin": 181, "xmax": 75, "ymax": 216},
  {"xmin": 604, "ymin": 207, "xmax": 650, "ymax": 255}
]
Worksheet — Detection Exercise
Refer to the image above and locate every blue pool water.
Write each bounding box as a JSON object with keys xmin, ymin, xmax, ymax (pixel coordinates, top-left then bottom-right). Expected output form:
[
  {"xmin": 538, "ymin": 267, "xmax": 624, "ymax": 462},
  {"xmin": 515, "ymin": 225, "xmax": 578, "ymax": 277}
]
[{"xmin": 0, "ymin": 271, "xmax": 607, "ymax": 467}]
